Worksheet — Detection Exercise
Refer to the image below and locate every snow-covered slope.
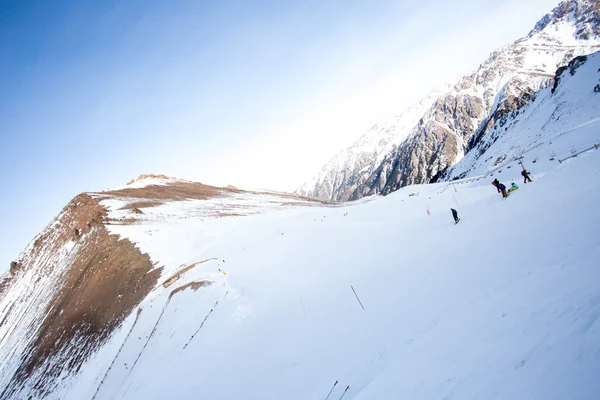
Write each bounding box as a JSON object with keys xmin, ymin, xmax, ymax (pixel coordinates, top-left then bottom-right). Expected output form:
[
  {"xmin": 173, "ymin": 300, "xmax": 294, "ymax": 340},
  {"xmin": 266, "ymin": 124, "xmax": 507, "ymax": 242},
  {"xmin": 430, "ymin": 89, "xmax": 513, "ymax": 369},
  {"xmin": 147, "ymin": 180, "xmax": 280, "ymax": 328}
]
[
  {"xmin": 3, "ymin": 52, "xmax": 600, "ymax": 396},
  {"xmin": 299, "ymin": 0, "xmax": 600, "ymax": 201},
  {"xmin": 2, "ymin": 3, "xmax": 600, "ymax": 399},
  {"xmin": 20, "ymin": 128, "xmax": 600, "ymax": 400},
  {"xmin": 0, "ymin": 183, "xmax": 325, "ymax": 398},
  {"xmin": 2, "ymin": 114, "xmax": 600, "ymax": 398}
]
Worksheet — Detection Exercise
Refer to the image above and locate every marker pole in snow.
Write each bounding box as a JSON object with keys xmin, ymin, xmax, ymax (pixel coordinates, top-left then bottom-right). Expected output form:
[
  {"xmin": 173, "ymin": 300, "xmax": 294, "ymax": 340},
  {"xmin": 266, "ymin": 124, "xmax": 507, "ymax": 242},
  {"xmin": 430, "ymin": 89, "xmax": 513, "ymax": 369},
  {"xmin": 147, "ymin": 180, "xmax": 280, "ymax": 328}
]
[
  {"xmin": 452, "ymin": 194, "xmax": 460, "ymax": 208},
  {"xmin": 351, "ymin": 285, "xmax": 365, "ymax": 310},
  {"xmin": 426, "ymin": 207, "xmax": 431, "ymax": 216},
  {"xmin": 300, "ymin": 300, "xmax": 307, "ymax": 316},
  {"xmin": 338, "ymin": 386, "xmax": 350, "ymax": 400},
  {"xmin": 324, "ymin": 380, "xmax": 338, "ymax": 400}
]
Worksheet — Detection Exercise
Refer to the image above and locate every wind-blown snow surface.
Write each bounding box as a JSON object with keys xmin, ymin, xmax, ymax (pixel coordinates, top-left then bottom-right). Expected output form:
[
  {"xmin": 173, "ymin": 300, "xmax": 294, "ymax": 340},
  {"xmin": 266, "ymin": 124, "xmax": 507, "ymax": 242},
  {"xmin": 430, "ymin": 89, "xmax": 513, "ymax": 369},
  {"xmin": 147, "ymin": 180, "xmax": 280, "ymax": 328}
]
[{"xmin": 57, "ymin": 147, "xmax": 600, "ymax": 399}]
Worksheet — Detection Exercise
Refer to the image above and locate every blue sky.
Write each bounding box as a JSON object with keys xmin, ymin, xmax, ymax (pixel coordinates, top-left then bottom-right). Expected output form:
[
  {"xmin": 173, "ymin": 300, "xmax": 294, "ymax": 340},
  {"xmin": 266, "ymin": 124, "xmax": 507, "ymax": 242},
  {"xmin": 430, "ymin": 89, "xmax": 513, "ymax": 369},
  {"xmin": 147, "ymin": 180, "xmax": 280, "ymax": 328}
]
[{"xmin": 0, "ymin": 0, "xmax": 560, "ymax": 272}]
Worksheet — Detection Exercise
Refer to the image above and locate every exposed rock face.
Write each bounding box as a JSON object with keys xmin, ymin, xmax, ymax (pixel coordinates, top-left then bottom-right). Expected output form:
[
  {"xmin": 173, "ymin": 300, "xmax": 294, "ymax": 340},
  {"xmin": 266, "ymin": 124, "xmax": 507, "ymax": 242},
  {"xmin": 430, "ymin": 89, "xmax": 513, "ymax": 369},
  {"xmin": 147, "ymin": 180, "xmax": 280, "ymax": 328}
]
[
  {"xmin": 8, "ymin": 261, "xmax": 19, "ymax": 275},
  {"xmin": 552, "ymin": 55, "xmax": 589, "ymax": 92},
  {"xmin": 523, "ymin": 0, "xmax": 600, "ymax": 41},
  {"xmin": 299, "ymin": 0, "xmax": 600, "ymax": 201},
  {"xmin": 297, "ymin": 89, "xmax": 445, "ymax": 201},
  {"xmin": 355, "ymin": 93, "xmax": 486, "ymax": 198},
  {"xmin": 0, "ymin": 194, "xmax": 161, "ymax": 398},
  {"xmin": 126, "ymin": 173, "xmax": 174, "ymax": 185}
]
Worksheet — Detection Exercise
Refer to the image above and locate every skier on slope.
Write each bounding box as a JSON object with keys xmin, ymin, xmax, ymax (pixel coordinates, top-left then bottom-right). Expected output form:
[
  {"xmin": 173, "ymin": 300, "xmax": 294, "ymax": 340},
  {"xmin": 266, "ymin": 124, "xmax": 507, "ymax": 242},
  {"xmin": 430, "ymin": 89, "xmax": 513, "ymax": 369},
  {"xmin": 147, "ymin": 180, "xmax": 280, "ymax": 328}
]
[
  {"xmin": 508, "ymin": 182, "xmax": 519, "ymax": 193},
  {"xmin": 451, "ymin": 208, "xmax": 460, "ymax": 223},
  {"xmin": 521, "ymin": 168, "xmax": 533, "ymax": 183},
  {"xmin": 492, "ymin": 179, "xmax": 501, "ymax": 193},
  {"xmin": 498, "ymin": 182, "xmax": 508, "ymax": 198}
]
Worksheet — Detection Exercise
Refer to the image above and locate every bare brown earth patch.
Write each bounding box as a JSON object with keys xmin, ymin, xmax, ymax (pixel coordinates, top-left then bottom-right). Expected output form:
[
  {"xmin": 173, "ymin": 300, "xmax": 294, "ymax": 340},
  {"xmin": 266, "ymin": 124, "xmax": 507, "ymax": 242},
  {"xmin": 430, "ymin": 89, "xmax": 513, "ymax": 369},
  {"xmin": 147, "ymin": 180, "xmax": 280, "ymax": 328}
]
[
  {"xmin": 103, "ymin": 181, "xmax": 226, "ymax": 202},
  {"xmin": 162, "ymin": 259, "xmax": 217, "ymax": 288},
  {"xmin": 169, "ymin": 280, "xmax": 213, "ymax": 299},
  {"xmin": 1, "ymin": 194, "xmax": 161, "ymax": 398},
  {"xmin": 93, "ymin": 181, "xmax": 229, "ymax": 212},
  {"xmin": 98, "ymin": 181, "xmax": 331, "ymax": 211},
  {"xmin": 120, "ymin": 201, "xmax": 162, "ymax": 210}
]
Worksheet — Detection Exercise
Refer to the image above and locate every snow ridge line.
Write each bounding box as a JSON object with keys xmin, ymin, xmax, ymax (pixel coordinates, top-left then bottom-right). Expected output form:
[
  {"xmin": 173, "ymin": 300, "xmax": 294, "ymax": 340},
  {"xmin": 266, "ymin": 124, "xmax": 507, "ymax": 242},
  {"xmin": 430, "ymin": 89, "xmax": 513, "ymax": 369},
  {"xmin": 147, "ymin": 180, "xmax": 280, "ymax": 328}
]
[
  {"xmin": 91, "ymin": 308, "xmax": 143, "ymax": 400},
  {"xmin": 182, "ymin": 288, "xmax": 228, "ymax": 351}
]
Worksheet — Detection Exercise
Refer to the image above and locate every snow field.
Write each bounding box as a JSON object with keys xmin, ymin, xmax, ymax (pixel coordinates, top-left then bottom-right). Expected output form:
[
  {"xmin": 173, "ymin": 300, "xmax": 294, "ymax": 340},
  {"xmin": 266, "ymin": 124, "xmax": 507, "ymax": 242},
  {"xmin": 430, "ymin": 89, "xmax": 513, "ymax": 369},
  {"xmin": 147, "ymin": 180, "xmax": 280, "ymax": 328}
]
[{"xmin": 64, "ymin": 146, "xmax": 600, "ymax": 400}]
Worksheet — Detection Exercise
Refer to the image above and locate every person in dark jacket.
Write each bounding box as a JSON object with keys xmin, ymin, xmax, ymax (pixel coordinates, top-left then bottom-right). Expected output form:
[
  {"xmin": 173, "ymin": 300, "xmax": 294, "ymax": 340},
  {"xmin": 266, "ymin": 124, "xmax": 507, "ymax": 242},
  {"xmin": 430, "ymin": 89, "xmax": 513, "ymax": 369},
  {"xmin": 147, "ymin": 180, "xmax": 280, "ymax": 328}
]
[
  {"xmin": 498, "ymin": 183, "xmax": 508, "ymax": 198},
  {"xmin": 521, "ymin": 169, "xmax": 532, "ymax": 183},
  {"xmin": 451, "ymin": 208, "xmax": 460, "ymax": 223},
  {"xmin": 492, "ymin": 179, "xmax": 501, "ymax": 192}
]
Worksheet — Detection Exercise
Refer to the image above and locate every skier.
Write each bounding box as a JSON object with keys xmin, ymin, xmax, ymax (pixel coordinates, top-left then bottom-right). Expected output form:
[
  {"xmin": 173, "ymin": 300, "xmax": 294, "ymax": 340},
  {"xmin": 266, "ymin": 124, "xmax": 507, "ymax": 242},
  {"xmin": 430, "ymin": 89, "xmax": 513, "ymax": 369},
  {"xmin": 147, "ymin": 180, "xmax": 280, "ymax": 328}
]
[
  {"xmin": 508, "ymin": 182, "xmax": 519, "ymax": 193},
  {"xmin": 521, "ymin": 168, "xmax": 532, "ymax": 183},
  {"xmin": 498, "ymin": 182, "xmax": 508, "ymax": 198},
  {"xmin": 492, "ymin": 179, "xmax": 501, "ymax": 193},
  {"xmin": 451, "ymin": 208, "xmax": 460, "ymax": 224}
]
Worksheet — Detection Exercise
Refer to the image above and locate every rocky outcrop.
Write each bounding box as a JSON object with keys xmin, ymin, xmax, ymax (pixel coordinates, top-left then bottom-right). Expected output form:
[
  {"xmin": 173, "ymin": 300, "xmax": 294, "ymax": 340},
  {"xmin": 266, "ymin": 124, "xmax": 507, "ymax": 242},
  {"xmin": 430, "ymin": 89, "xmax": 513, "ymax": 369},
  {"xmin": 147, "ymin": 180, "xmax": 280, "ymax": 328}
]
[
  {"xmin": 553, "ymin": 55, "xmax": 589, "ymax": 93},
  {"xmin": 353, "ymin": 93, "xmax": 485, "ymax": 197},
  {"xmin": 521, "ymin": 0, "xmax": 600, "ymax": 41},
  {"xmin": 0, "ymin": 194, "xmax": 161, "ymax": 398},
  {"xmin": 126, "ymin": 173, "xmax": 174, "ymax": 185}
]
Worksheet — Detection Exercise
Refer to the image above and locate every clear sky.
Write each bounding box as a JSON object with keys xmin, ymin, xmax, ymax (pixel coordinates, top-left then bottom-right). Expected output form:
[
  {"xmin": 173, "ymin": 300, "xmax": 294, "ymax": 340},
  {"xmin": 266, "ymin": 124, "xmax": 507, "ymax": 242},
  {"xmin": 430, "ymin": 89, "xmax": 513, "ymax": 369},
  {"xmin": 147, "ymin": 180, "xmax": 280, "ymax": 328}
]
[{"xmin": 0, "ymin": 0, "xmax": 560, "ymax": 272}]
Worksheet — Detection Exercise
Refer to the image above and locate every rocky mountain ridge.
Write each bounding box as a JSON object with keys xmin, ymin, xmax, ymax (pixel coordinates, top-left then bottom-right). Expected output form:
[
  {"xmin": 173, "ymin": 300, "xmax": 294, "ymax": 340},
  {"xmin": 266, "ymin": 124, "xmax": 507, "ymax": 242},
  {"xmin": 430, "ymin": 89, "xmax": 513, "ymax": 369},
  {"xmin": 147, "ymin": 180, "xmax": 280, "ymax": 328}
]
[{"xmin": 299, "ymin": 0, "xmax": 600, "ymax": 201}]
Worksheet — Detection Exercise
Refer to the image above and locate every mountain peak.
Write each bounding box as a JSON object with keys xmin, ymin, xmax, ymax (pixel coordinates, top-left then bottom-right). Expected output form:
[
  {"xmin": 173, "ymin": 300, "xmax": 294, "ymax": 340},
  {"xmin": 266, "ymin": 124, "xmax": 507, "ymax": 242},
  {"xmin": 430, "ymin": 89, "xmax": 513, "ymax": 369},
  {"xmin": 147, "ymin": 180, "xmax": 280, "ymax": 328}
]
[
  {"xmin": 522, "ymin": 0, "xmax": 600, "ymax": 42},
  {"xmin": 126, "ymin": 174, "xmax": 181, "ymax": 186}
]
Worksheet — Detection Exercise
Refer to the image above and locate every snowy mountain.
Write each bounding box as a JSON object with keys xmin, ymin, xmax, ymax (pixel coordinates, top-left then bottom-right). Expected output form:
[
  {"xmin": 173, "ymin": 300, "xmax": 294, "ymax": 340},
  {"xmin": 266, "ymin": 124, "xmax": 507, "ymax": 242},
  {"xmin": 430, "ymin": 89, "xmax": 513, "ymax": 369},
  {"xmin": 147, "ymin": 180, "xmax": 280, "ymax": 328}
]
[
  {"xmin": 1, "ymin": 50, "xmax": 600, "ymax": 399},
  {"xmin": 0, "ymin": 178, "xmax": 326, "ymax": 399},
  {"xmin": 298, "ymin": 0, "xmax": 600, "ymax": 201},
  {"xmin": 296, "ymin": 88, "xmax": 446, "ymax": 200}
]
